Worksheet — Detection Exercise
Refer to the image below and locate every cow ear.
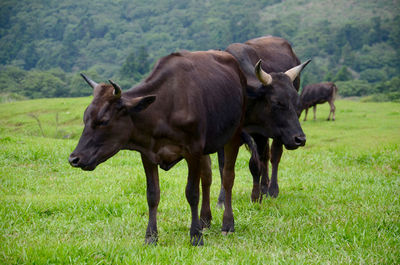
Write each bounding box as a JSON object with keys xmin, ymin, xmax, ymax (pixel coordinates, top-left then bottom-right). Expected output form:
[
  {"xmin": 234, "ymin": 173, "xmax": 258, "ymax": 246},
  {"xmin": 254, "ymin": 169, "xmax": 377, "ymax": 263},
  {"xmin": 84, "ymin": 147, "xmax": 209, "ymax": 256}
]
[{"xmin": 124, "ymin": 95, "xmax": 156, "ymax": 113}]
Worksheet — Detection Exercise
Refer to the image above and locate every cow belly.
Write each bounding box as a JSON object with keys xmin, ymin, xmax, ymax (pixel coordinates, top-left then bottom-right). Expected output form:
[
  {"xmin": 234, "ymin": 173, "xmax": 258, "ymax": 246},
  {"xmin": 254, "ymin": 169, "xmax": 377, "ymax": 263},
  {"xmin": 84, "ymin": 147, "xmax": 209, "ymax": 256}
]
[{"xmin": 316, "ymin": 99, "xmax": 328, "ymax": 105}]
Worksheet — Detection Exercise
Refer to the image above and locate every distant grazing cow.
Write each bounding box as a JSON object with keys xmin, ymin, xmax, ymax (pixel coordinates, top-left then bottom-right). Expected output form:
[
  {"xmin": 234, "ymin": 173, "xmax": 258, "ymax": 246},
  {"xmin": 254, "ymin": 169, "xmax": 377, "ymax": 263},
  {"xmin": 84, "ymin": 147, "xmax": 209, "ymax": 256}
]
[
  {"xmin": 68, "ymin": 50, "xmax": 250, "ymax": 246},
  {"xmin": 217, "ymin": 36, "xmax": 310, "ymax": 205},
  {"xmin": 300, "ymin": 82, "xmax": 338, "ymax": 121}
]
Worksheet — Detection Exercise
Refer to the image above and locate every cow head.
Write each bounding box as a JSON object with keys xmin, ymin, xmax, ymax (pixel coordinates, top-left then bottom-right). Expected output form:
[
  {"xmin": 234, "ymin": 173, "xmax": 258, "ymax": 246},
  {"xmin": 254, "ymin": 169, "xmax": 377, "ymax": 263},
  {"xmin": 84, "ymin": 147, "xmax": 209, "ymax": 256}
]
[
  {"xmin": 68, "ymin": 74, "xmax": 155, "ymax": 170},
  {"xmin": 252, "ymin": 59, "xmax": 311, "ymax": 150}
]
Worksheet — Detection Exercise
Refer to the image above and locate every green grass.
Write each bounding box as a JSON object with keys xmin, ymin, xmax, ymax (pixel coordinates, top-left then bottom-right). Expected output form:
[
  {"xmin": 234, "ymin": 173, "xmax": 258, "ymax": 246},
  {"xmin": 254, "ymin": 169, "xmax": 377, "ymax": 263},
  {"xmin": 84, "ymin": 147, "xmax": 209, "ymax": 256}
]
[{"xmin": 1, "ymin": 98, "xmax": 399, "ymax": 264}]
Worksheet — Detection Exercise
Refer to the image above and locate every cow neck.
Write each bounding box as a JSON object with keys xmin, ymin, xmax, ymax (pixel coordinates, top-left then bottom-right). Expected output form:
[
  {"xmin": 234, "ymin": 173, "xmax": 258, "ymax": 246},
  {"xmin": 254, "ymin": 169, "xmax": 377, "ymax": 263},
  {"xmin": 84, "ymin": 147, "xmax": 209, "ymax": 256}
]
[
  {"xmin": 124, "ymin": 82, "xmax": 154, "ymax": 98},
  {"xmin": 243, "ymin": 96, "xmax": 273, "ymax": 138}
]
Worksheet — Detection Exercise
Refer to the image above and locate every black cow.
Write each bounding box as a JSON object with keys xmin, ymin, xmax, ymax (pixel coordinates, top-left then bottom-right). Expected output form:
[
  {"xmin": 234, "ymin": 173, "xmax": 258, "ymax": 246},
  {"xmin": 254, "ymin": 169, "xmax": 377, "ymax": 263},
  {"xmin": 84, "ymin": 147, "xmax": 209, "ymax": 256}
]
[
  {"xmin": 218, "ymin": 36, "xmax": 310, "ymax": 205},
  {"xmin": 68, "ymin": 50, "xmax": 249, "ymax": 246},
  {"xmin": 300, "ymin": 82, "xmax": 338, "ymax": 121}
]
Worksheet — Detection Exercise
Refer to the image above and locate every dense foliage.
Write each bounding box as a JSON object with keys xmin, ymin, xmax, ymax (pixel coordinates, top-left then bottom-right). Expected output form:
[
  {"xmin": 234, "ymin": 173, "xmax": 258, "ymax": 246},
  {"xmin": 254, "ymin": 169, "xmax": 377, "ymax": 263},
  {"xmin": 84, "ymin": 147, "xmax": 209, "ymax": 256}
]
[{"xmin": 0, "ymin": 0, "xmax": 399, "ymax": 99}]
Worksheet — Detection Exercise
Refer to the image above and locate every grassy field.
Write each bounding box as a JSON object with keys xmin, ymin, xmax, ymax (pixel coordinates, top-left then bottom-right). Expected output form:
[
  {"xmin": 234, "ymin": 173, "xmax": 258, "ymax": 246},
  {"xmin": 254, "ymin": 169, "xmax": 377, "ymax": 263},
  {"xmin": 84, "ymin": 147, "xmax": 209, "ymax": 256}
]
[{"xmin": 0, "ymin": 98, "xmax": 399, "ymax": 264}]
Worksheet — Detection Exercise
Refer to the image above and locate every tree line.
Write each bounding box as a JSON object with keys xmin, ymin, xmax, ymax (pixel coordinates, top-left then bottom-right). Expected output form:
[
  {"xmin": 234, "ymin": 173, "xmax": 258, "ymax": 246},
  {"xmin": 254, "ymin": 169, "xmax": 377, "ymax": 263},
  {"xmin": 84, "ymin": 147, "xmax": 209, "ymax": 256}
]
[{"xmin": 0, "ymin": 0, "xmax": 399, "ymax": 101}]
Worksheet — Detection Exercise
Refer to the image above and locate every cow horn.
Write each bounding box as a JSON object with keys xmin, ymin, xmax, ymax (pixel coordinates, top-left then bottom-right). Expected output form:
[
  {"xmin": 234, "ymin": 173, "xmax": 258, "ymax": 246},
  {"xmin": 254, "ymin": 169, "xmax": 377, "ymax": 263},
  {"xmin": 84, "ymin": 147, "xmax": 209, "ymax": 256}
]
[
  {"xmin": 255, "ymin": 59, "xmax": 272, "ymax": 85},
  {"xmin": 285, "ymin": 59, "xmax": 312, "ymax": 82},
  {"xmin": 109, "ymin": 80, "xmax": 122, "ymax": 97},
  {"xmin": 80, "ymin": 73, "xmax": 98, "ymax": 89}
]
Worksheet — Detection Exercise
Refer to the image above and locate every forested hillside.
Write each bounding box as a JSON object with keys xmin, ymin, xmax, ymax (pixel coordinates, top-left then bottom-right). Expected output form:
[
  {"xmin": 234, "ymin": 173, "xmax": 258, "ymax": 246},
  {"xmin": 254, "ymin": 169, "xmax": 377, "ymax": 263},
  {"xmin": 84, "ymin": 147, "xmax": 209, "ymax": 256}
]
[{"xmin": 0, "ymin": 0, "xmax": 399, "ymax": 100}]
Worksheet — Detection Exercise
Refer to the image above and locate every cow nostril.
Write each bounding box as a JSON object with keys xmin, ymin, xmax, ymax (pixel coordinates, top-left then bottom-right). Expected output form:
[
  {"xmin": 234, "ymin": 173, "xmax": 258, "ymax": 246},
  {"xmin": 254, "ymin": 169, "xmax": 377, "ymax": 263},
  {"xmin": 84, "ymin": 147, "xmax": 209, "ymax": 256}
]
[
  {"xmin": 294, "ymin": 136, "xmax": 306, "ymax": 146},
  {"xmin": 69, "ymin": 156, "xmax": 80, "ymax": 166}
]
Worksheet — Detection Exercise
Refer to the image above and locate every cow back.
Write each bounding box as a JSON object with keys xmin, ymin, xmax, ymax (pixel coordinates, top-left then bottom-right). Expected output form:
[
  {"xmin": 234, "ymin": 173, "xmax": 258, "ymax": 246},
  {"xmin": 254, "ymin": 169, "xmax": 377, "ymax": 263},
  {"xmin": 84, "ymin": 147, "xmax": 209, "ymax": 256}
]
[
  {"xmin": 301, "ymin": 82, "xmax": 336, "ymax": 107},
  {"xmin": 226, "ymin": 36, "xmax": 301, "ymax": 91},
  {"xmin": 125, "ymin": 50, "xmax": 246, "ymax": 155}
]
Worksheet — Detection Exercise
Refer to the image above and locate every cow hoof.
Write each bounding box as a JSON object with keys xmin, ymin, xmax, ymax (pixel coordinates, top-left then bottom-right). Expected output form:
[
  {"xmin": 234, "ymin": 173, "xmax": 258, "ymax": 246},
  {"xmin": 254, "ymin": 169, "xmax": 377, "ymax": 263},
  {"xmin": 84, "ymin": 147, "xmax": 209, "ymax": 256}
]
[
  {"xmin": 200, "ymin": 216, "xmax": 212, "ymax": 229},
  {"xmin": 268, "ymin": 190, "xmax": 279, "ymax": 198},
  {"xmin": 190, "ymin": 234, "xmax": 204, "ymax": 246},
  {"xmin": 221, "ymin": 222, "xmax": 235, "ymax": 234},
  {"xmin": 144, "ymin": 235, "xmax": 158, "ymax": 246},
  {"xmin": 251, "ymin": 192, "xmax": 263, "ymax": 204},
  {"xmin": 221, "ymin": 231, "xmax": 234, "ymax": 236},
  {"xmin": 261, "ymin": 184, "xmax": 268, "ymax": 196},
  {"xmin": 268, "ymin": 187, "xmax": 279, "ymax": 198},
  {"xmin": 251, "ymin": 189, "xmax": 260, "ymax": 203}
]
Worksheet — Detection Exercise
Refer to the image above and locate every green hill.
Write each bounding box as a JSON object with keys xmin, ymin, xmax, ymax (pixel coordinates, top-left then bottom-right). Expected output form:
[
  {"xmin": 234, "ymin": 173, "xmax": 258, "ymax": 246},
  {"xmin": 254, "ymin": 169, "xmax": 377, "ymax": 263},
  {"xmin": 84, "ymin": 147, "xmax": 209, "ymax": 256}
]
[
  {"xmin": 0, "ymin": 0, "xmax": 399, "ymax": 99},
  {"xmin": 260, "ymin": 0, "xmax": 397, "ymax": 27}
]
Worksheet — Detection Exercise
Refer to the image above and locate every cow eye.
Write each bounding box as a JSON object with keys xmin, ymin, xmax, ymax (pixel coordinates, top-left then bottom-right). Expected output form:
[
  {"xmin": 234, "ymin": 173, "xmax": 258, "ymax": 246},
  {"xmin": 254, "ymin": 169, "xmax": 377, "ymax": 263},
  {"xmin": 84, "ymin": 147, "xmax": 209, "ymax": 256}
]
[
  {"xmin": 275, "ymin": 101, "xmax": 286, "ymax": 109},
  {"xmin": 94, "ymin": 120, "xmax": 109, "ymax": 127}
]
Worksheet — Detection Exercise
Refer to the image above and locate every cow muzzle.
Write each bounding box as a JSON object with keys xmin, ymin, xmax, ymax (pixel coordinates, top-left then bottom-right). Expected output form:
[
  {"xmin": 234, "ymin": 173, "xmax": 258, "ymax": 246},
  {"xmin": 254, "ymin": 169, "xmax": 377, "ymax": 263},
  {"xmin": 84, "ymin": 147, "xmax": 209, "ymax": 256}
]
[
  {"xmin": 68, "ymin": 155, "xmax": 80, "ymax": 167},
  {"xmin": 294, "ymin": 135, "xmax": 306, "ymax": 147},
  {"xmin": 68, "ymin": 154, "xmax": 97, "ymax": 171},
  {"xmin": 284, "ymin": 135, "xmax": 306, "ymax": 150}
]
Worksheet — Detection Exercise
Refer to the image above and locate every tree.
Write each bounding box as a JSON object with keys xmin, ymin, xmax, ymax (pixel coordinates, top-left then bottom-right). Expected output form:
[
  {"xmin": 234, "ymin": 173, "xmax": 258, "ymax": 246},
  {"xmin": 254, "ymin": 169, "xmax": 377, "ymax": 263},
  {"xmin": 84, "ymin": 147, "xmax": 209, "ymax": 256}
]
[
  {"xmin": 334, "ymin": 66, "xmax": 352, "ymax": 82},
  {"xmin": 136, "ymin": 46, "xmax": 150, "ymax": 75},
  {"xmin": 336, "ymin": 80, "xmax": 375, "ymax": 97},
  {"xmin": 323, "ymin": 71, "xmax": 334, "ymax": 82},
  {"xmin": 388, "ymin": 16, "xmax": 400, "ymax": 48},
  {"xmin": 22, "ymin": 43, "xmax": 39, "ymax": 70},
  {"xmin": 360, "ymin": 69, "xmax": 387, "ymax": 84},
  {"xmin": 120, "ymin": 51, "xmax": 139, "ymax": 82},
  {"xmin": 229, "ymin": 13, "xmax": 260, "ymax": 43},
  {"xmin": 20, "ymin": 71, "xmax": 66, "ymax": 98},
  {"xmin": 341, "ymin": 42, "xmax": 355, "ymax": 67},
  {"xmin": 374, "ymin": 76, "xmax": 400, "ymax": 94},
  {"xmin": 120, "ymin": 46, "xmax": 150, "ymax": 82}
]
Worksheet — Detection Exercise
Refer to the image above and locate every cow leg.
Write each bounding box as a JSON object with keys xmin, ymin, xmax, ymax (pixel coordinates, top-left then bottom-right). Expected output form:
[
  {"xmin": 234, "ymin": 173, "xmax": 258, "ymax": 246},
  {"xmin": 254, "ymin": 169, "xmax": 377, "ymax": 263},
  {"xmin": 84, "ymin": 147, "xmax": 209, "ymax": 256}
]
[
  {"xmin": 141, "ymin": 153, "xmax": 160, "ymax": 245},
  {"xmin": 216, "ymin": 149, "xmax": 226, "ymax": 208},
  {"xmin": 249, "ymin": 134, "xmax": 262, "ymax": 202},
  {"xmin": 185, "ymin": 154, "xmax": 203, "ymax": 246},
  {"xmin": 253, "ymin": 135, "xmax": 269, "ymax": 202},
  {"xmin": 328, "ymin": 100, "xmax": 336, "ymax": 121},
  {"xmin": 327, "ymin": 101, "xmax": 332, "ymax": 120},
  {"xmin": 249, "ymin": 152, "xmax": 261, "ymax": 202},
  {"xmin": 304, "ymin": 108, "xmax": 309, "ymax": 121},
  {"xmin": 221, "ymin": 133, "xmax": 241, "ymax": 235},
  {"xmin": 200, "ymin": 155, "xmax": 212, "ymax": 229},
  {"xmin": 313, "ymin": 105, "xmax": 317, "ymax": 120},
  {"xmin": 268, "ymin": 140, "xmax": 283, "ymax": 198}
]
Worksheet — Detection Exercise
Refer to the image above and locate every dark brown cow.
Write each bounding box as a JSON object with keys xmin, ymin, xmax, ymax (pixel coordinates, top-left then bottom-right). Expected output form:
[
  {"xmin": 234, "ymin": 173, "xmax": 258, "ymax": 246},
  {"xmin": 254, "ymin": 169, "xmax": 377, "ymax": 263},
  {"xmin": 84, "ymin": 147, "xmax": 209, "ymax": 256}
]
[
  {"xmin": 218, "ymin": 36, "xmax": 310, "ymax": 205},
  {"xmin": 300, "ymin": 82, "xmax": 338, "ymax": 121},
  {"xmin": 68, "ymin": 50, "xmax": 248, "ymax": 246}
]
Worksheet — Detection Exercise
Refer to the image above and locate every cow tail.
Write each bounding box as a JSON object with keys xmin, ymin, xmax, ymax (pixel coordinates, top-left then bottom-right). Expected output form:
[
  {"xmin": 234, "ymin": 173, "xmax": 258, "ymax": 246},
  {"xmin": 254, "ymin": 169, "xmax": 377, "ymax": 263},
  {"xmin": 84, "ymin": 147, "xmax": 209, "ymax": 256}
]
[
  {"xmin": 241, "ymin": 132, "xmax": 260, "ymax": 177},
  {"xmin": 333, "ymin": 84, "xmax": 338, "ymax": 100}
]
